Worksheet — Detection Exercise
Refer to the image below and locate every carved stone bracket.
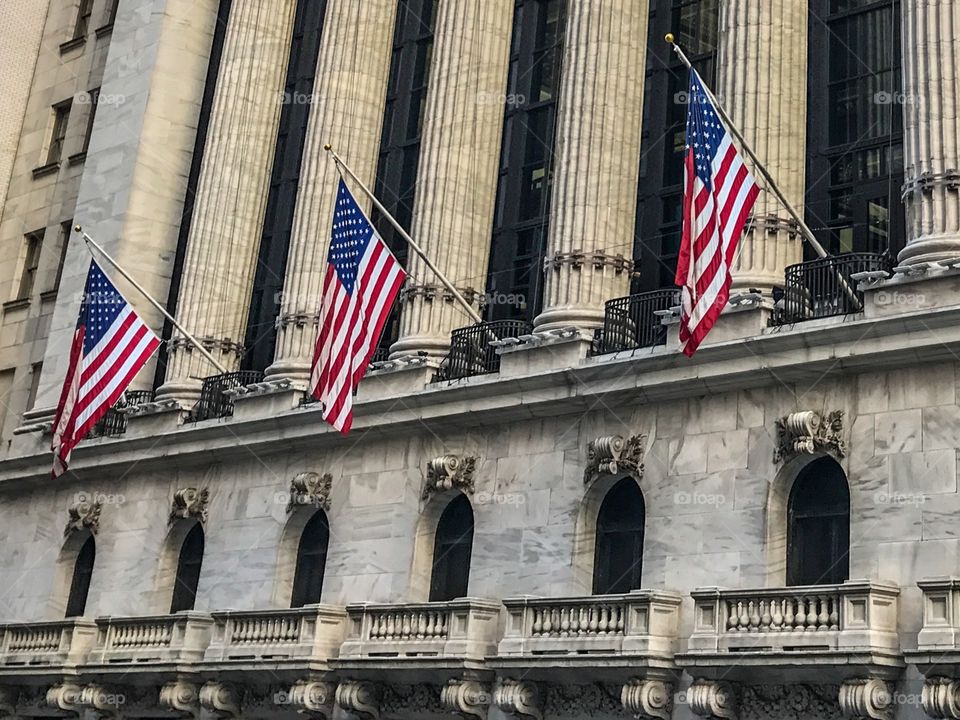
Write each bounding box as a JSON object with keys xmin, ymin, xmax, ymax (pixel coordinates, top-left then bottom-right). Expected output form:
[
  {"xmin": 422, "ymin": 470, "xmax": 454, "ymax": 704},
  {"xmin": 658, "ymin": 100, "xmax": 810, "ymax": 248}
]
[
  {"xmin": 584, "ymin": 434, "xmax": 645, "ymax": 484},
  {"xmin": 0, "ymin": 685, "xmax": 20, "ymax": 717},
  {"xmin": 199, "ymin": 682, "xmax": 241, "ymax": 719},
  {"xmin": 774, "ymin": 410, "xmax": 846, "ymax": 463},
  {"xmin": 79, "ymin": 685, "xmax": 124, "ymax": 719},
  {"xmin": 286, "ymin": 680, "xmax": 337, "ymax": 720},
  {"xmin": 46, "ymin": 683, "xmax": 83, "ymax": 715},
  {"xmin": 336, "ymin": 682, "xmax": 380, "ymax": 720},
  {"xmin": 422, "ymin": 455, "xmax": 478, "ymax": 500},
  {"xmin": 159, "ymin": 680, "xmax": 201, "ymax": 719},
  {"xmin": 688, "ymin": 680, "xmax": 738, "ymax": 720},
  {"xmin": 493, "ymin": 679, "xmax": 542, "ymax": 720},
  {"xmin": 923, "ymin": 677, "xmax": 960, "ymax": 719},
  {"xmin": 286, "ymin": 472, "xmax": 333, "ymax": 513},
  {"xmin": 65, "ymin": 499, "xmax": 102, "ymax": 536},
  {"xmin": 169, "ymin": 487, "xmax": 210, "ymax": 525},
  {"xmin": 441, "ymin": 679, "xmax": 491, "ymax": 720},
  {"xmin": 838, "ymin": 679, "xmax": 893, "ymax": 720},
  {"xmin": 621, "ymin": 679, "xmax": 673, "ymax": 720}
]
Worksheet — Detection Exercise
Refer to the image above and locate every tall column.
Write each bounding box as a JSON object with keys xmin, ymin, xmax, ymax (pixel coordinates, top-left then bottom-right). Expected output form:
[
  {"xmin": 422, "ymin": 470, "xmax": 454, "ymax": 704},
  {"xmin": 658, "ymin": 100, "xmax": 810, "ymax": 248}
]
[
  {"xmin": 897, "ymin": 0, "xmax": 960, "ymax": 265},
  {"xmin": 534, "ymin": 1, "xmax": 647, "ymax": 332},
  {"xmin": 720, "ymin": 0, "xmax": 807, "ymax": 293},
  {"xmin": 156, "ymin": 0, "xmax": 297, "ymax": 404},
  {"xmin": 267, "ymin": 0, "xmax": 398, "ymax": 381},
  {"xmin": 390, "ymin": 0, "xmax": 513, "ymax": 358}
]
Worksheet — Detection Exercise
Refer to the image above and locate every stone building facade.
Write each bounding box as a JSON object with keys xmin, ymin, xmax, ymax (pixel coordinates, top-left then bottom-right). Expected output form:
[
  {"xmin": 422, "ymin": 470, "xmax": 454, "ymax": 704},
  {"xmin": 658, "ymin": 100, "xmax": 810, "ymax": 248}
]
[{"xmin": 1, "ymin": 2, "xmax": 959, "ymax": 720}]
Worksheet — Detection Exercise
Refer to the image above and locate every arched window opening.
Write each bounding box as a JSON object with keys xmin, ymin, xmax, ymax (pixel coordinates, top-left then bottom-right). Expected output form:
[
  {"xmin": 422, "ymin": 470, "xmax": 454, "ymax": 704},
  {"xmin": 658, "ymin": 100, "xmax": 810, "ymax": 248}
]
[
  {"xmin": 64, "ymin": 535, "xmax": 95, "ymax": 618},
  {"xmin": 170, "ymin": 523, "xmax": 204, "ymax": 613},
  {"xmin": 787, "ymin": 457, "xmax": 850, "ymax": 586},
  {"xmin": 290, "ymin": 511, "xmax": 330, "ymax": 608},
  {"xmin": 429, "ymin": 494, "xmax": 474, "ymax": 602},
  {"xmin": 593, "ymin": 478, "xmax": 645, "ymax": 595}
]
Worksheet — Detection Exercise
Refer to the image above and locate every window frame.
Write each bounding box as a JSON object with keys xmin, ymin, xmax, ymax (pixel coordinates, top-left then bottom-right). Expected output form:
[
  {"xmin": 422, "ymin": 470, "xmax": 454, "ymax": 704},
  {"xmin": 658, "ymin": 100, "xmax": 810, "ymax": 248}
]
[
  {"xmin": 65, "ymin": 535, "xmax": 96, "ymax": 618},
  {"xmin": 18, "ymin": 230, "xmax": 45, "ymax": 301},
  {"xmin": 592, "ymin": 478, "xmax": 646, "ymax": 595},
  {"xmin": 428, "ymin": 494, "xmax": 475, "ymax": 602},
  {"xmin": 47, "ymin": 101, "xmax": 73, "ymax": 166},
  {"xmin": 170, "ymin": 523, "xmax": 205, "ymax": 613},
  {"xmin": 786, "ymin": 457, "xmax": 851, "ymax": 587},
  {"xmin": 290, "ymin": 511, "xmax": 330, "ymax": 608}
]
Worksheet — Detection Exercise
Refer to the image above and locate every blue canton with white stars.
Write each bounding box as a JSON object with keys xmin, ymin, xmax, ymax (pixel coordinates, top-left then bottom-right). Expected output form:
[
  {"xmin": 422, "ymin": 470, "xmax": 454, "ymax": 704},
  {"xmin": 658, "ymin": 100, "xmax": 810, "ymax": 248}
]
[
  {"xmin": 328, "ymin": 180, "xmax": 375, "ymax": 296},
  {"xmin": 686, "ymin": 70, "xmax": 726, "ymax": 190},
  {"xmin": 80, "ymin": 260, "xmax": 128, "ymax": 354}
]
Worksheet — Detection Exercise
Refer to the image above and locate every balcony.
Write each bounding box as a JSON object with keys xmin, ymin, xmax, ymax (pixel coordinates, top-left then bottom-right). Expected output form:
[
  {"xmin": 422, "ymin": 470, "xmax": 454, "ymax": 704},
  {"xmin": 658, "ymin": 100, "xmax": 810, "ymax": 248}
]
[
  {"xmin": 0, "ymin": 619, "xmax": 97, "ymax": 679},
  {"xmin": 591, "ymin": 290, "xmax": 679, "ymax": 356},
  {"xmin": 906, "ymin": 578, "xmax": 960, "ymax": 704},
  {"xmin": 434, "ymin": 320, "xmax": 532, "ymax": 381},
  {"xmin": 188, "ymin": 371, "xmax": 263, "ymax": 422},
  {"xmin": 772, "ymin": 252, "xmax": 893, "ymax": 325},
  {"xmin": 83, "ymin": 613, "xmax": 213, "ymax": 675},
  {"xmin": 87, "ymin": 390, "xmax": 156, "ymax": 439}
]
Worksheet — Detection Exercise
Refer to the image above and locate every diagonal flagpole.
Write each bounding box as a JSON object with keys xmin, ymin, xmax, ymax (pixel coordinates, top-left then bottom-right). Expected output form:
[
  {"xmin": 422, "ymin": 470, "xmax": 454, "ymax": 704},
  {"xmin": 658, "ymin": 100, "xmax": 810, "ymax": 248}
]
[{"xmin": 75, "ymin": 225, "xmax": 230, "ymax": 375}]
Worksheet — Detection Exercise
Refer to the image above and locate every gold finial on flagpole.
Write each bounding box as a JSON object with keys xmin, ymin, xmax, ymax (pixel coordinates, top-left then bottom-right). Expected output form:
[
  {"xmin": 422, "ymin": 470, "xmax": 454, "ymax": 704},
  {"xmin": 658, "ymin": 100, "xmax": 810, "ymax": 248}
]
[
  {"xmin": 665, "ymin": 32, "xmax": 675, "ymax": 44},
  {"xmin": 323, "ymin": 144, "xmax": 332, "ymax": 151},
  {"xmin": 74, "ymin": 224, "xmax": 83, "ymax": 233}
]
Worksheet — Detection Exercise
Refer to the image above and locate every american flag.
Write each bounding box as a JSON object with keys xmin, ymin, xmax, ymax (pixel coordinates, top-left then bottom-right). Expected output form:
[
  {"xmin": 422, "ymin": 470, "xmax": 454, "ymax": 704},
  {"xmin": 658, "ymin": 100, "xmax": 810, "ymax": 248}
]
[
  {"xmin": 52, "ymin": 260, "xmax": 161, "ymax": 477},
  {"xmin": 676, "ymin": 70, "xmax": 760, "ymax": 357},
  {"xmin": 309, "ymin": 180, "xmax": 406, "ymax": 434}
]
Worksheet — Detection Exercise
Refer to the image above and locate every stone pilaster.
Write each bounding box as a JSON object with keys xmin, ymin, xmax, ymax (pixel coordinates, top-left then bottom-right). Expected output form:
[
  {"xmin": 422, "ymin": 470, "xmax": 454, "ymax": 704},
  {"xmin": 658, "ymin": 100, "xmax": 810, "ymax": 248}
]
[
  {"xmin": 534, "ymin": 1, "xmax": 646, "ymax": 332},
  {"xmin": 267, "ymin": 0, "xmax": 398, "ymax": 381},
  {"xmin": 389, "ymin": 0, "xmax": 513, "ymax": 358},
  {"xmin": 719, "ymin": 0, "xmax": 807, "ymax": 294},
  {"xmin": 157, "ymin": 0, "xmax": 297, "ymax": 404},
  {"xmin": 897, "ymin": 0, "xmax": 960, "ymax": 265}
]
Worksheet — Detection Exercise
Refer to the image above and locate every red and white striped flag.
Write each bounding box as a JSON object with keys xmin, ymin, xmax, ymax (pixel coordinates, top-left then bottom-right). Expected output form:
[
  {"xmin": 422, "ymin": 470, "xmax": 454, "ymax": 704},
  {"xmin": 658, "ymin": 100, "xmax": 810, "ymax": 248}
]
[
  {"xmin": 309, "ymin": 180, "xmax": 406, "ymax": 434},
  {"xmin": 676, "ymin": 70, "xmax": 760, "ymax": 357},
  {"xmin": 52, "ymin": 259, "xmax": 161, "ymax": 477}
]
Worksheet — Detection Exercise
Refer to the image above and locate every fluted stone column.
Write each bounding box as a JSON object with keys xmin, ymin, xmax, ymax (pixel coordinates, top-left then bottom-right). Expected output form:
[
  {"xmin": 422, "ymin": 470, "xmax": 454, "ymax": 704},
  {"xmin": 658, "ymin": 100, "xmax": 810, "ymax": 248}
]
[
  {"xmin": 898, "ymin": 0, "xmax": 960, "ymax": 265},
  {"xmin": 156, "ymin": 0, "xmax": 297, "ymax": 403},
  {"xmin": 720, "ymin": 0, "xmax": 807, "ymax": 294},
  {"xmin": 534, "ymin": 1, "xmax": 647, "ymax": 332},
  {"xmin": 390, "ymin": 0, "xmax": 513, "ymax": 358},
  {"xmin": 267, "ymin": 0, "xmax": 398, "ymax": 381}
]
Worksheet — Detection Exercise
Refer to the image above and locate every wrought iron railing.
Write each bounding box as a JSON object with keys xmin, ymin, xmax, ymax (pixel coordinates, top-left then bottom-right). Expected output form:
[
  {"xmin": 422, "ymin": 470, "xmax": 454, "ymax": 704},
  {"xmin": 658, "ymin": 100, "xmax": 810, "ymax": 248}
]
[
  {"xmin": 189, "ymin": 371, "xmax": 263, "ymax": 422},
  {"xmin": 88, "ymin": 390, "xmax": 156, "ymax": 439},
  {"xmin": 591, "ymin": 290, "xmax": 680, "ymax": 355},
  {"xmin": 773, "ymin": 252, "xmax": 893, "ymax": 326},
  {"xmin": 434, "ymin": 319, "xmax": 532, "ymax": 381}
]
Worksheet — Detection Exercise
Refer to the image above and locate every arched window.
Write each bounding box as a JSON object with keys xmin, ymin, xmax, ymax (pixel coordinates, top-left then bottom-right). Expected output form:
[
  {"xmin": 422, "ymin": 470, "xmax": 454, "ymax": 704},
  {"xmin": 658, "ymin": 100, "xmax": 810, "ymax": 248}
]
[
  {"xmin": 64, "ymin": 535, "xmax": 95, "ymax": 617},
  {"xmin": 290, "ymin": 511, "xmax": 330, "ymax": 608},
  {"xmin": 787, "ymin": 457, "xmax": 850, "ymax": 586},
  {"xmin": 593, "ymin": 478, "xmax": 645, "ymax": 595},
  {"xmin": 170, "ymin": 523, "xmax": 204, "ymax": 613},
  {"xmin": 429, "ymin": 495, "xmax": 474, "ymax": 602}
]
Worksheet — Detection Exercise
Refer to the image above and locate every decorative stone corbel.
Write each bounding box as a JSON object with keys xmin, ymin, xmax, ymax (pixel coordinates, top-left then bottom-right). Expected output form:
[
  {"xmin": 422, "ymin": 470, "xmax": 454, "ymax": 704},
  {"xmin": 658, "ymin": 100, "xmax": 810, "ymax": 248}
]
[
  {"xmin": 773, "ymin": 410, "xmax": 846, "ymax": 463},
  {"xmin": 688, "ymin": 680, "xmax": 738, "ymax": 720},
  {"xmin": 584, "ymin": 434, "xmax": 645, "ymax": 484},
  {"xmin": 838, "ymin": 679, "xmax": 893, "ymax": 720},
  {"xmin": 0, "ymin": 685, "xmax": 20, "ymax": 717},
  {"xmin": 493, "ymin": 679, "xmax": 542, "ymax": 720},
  {"xmin": 169, "ymin": 488, "xmax": 210, "ymax": 525},
  {"xmin": 287, "ymin": 680, "xmax": 337, "ymax": 719},
  {"xmin": 64, "ymin": 499, "xmax": 102, "ymax": 536},
  {"xmin": 46, "ymin": 683, "xmax": 83, "ymax": 715},
  {"xmin": 922, "ymin": 678, "xmax": 960, "ymax": 719},
  {"xmin": 621, "ymin": 679, "xmax": 673, "ymax": 720},
  {"xmin": 286, "ymin": 472, "xmax": 333, "ymax": 513},
  {"xmin": 335, "ymin": 682, "xmax": 380, "ymax": 720},
  {"xmin": 440, "ymin": 679, "xmax": 490, "ymax": 720},
  {"xmin": 199, "ymin": 682, "xmax": 240, "ymax": 719},
  {"xmin": 422, "ymin": 455, "xmax": 478, "ymax": 500},
  {"xmin": 159, "ymin": 680, "xmax": 201, "ymax": 719},
  {"xmin": 79, "ymin": 685, "xmax": 124, "ymax": 719}
]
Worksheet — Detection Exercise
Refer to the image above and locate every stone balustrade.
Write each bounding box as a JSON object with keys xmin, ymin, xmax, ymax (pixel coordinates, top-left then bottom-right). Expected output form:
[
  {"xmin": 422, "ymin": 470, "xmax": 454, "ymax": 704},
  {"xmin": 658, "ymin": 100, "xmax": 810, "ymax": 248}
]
[
  {"xmin": 0, "ymin": 619, "xmax": 96, "ymax": 672},
  {"xmin": 205, "ymin": 605, "xmax": 348, "ymax": 663},
  {"xmin": 85, "ymin": 612, "xmax": 213, "ymax": 667}
]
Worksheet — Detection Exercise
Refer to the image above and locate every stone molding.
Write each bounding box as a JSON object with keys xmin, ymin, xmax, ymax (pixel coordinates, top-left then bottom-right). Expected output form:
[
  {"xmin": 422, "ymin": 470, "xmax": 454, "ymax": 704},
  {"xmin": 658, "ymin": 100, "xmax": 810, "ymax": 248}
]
[
  {"xmin": 169, "ymin": 487, "xmax": 210, "ymax": 525},
  {"xmin": 399, "ymin": 283, "xmax": 483, "ymax": 306},
  {"xmin": 838, "ymin": 678, "xmax": 894, "ymax": 720},
  {"xmin": 167, "ymin": 336, "xmax": 244, "ymax": 358},
  {"xmin": 922, "ymin": 677, "xmax": 960, "ymax": 719},
  {"xmin": 493, "ymin": 679, "xmax": 542, "ymax": 720},
  {"xmin": 688, "ymin": 680, "xmax": 738, "ymax": 720},
  {"xmin": 440, "ymin": 680, "xmax": 490, "ymax": 720},
  {"xmin": 543, "ymin": 250, "xmax": 633, "ymax": 274},
  {"xmin": 286, "ymin": 472, "xmax": 332, "ymax": 513},
  {"xmin": 620, "ymin": 679, "xmax": 672, "ymax": 720},
  {"xmin": 422, "ymin": 454, "xmax": 478, "ymax": 500},
  {"xmin": 287, "ymin": 680, "xmax": 337, "ymax": 719},
  {"xmin": 65, "ymin": 498, "xmax": 102, "ymax": 536},
  {"xmin": 336, "ymin": 681, "xmax": 380, "ymax": 720},
  {"xmin": 584, "ymin": 434, "xmax": 645, "ymax": 484},
  {"xmin": 199, "ymin": 681, "xmax": 241, "ymax": 719},
  {"xmin": 46, "ymin": 683, "xmax": 83, "ymax": 714},
  {"xmin": 773, "ymin": 410, "xmax": 846, "ymax": 463},
  {"xmin": 79, "ymin": 684, "xmax": 124, "ymax": 719},
  {"xmin": 159, "ymin": 679, "xmax": 201, "ymax": 718}
]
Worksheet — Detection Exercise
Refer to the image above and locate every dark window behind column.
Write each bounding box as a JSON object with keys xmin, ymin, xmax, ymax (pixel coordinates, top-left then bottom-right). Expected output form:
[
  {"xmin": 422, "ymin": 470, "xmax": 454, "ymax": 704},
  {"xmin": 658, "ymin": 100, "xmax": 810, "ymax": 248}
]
[
  {"xmin": 485, "ymin": 0, "xmax": 566, "ymax": 322},
  {"xmin": 373, "ymin": 0, "xmax": 438, "ymax": 354},
  {"xmin": 242, "ymin": 0, "xmax": 329, "ymax": 372},
  {"xmin": 806, "ymin": 0, "xmax": 904, "ymax": 258},
  {"xmin": 633, "ymin": 0, "xmax": 719, "ymax": 292}
]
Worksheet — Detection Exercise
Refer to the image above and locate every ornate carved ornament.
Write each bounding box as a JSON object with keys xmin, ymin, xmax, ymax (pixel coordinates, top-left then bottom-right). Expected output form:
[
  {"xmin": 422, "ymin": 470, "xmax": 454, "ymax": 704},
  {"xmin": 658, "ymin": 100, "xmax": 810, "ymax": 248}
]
[
  {"xmin": 169, "ymin": 487, "xmax": 210, "ymax": 525},
  {"xmin": 285, "ymin": 680, "xmax": 337, "ymax": 720},
  {"xmin": 543, "ymin": 250, "xmax": 633, "ymax": 274},
  {"xmin": 422, "ymin": 455, "xmax": 478, "ymax": 500},
  {"xmin": 64, "ymin": 499, "xmax": 102, "ymax": 537},
  {"xmin": 584, "ymin": 434, "xmax": 645, "ymax": 484},
  {"xmin": 159, "ymin": 680, "xmax": 200, "ymax": 719},
  {"xmin": 688, "ymin": 680, "xmax": 738, "ymax": 720},
  {"xmin": 493, "ymin": 679, "xmax": 542, "ymax": 720},
  {"xmin": 400, "ymin": 283, "xmax": 482, "ymax": 306},
  {"xmin": 199, "ymin": 682, "xmax": 241, "ymax": 719},
  {"xmin": 838, "ymin": 679, "xmax": 893, "ymax": 720},
  {"xmin": 79, "ymin": 685, "xmax": 125, "ymax": 719},
  {"xmin": 336, "ymin": 681, "xmax": 380, "ymax": 720},
  {"xmin": 740, "ymin": 685, "xmax": 840, "ymax": 720},
  {"xmin": 773, "ymin": 410, "xmax": 846, "ymax": 464},
  {"xmin": 46, "ymin": 683, "xmax": 83, "ymax": 715},
  {"xmin": 441, "ymin": 680, "xmax": 491, "ymax": 720},
  {"xmin": 621, "ymin": 680, "xmax": 673, "ymax": 720},
  {"xmin": 922, "ymin": 677, "xmax": 960, "ymax": 719},
  {"xmin": 287, "ymin": 472, "xmax": 333, "ymax": 513},
  {"xmin": 381, "ymin": 684, "xmax": 444, "ymax": 715}
]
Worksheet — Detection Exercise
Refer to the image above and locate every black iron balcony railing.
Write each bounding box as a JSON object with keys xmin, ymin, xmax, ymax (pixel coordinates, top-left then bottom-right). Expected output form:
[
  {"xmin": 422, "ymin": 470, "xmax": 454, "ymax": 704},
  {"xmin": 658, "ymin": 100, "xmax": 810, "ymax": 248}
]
[
  {"xmin": 591, "ymin": 289, "xmax": 680, "ymax": 355},
  {"xmin": 435, "ymin": 319, "xmax": 533, "ymax": 382},
  {"xmin": 773, "ymin": 252, "xmax": 893, "ymax": 326},
  {"xmin": 88, "ymin": 390, "xmax": 156, "ymax": 439},
  {"xmin": 189, "ymin": 371, "xmax": 263, "ymax": 423}
]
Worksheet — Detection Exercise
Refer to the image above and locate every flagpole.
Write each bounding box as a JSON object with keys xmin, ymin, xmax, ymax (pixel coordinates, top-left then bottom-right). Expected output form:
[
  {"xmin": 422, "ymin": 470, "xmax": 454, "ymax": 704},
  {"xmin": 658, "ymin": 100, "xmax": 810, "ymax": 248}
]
[
  {"xmin": 666, "ymin": 34, "xmax": 829, "ymax": 260},
  {"xmin": 322, "ymin": 145, "xmax": 484, "ymax": 326},
  {"xmin": 74, "ymin": 226, "xmax": 230, "ymax": 375}
]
